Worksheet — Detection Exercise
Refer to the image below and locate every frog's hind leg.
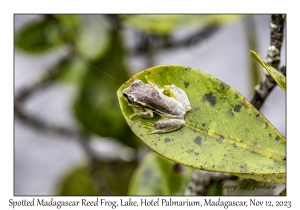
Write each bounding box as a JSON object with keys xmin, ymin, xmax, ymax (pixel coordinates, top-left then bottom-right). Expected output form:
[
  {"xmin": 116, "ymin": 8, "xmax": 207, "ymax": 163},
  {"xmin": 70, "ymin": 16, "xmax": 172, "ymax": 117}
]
[
  {"xmin": 145, "ymin": 75, "xmax": 164, "ymax": 93},
  {"xmin": 164, "ymin": 85, "xmax": 192, "ymax": 111},
  {"xmin": 143, "ymin": 118, "xmax": 185, "ymax": 134}
]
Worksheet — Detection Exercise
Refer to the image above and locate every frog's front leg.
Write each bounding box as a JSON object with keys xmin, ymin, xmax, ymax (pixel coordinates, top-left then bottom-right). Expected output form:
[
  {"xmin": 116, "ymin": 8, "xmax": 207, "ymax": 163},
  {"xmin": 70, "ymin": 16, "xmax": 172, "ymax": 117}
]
[
  {"xmin": 143, "ymin": 118, "xmax": 185, "ymax": 134},
  {"xmin": 129, "ymin": 107, "xmax": 153, "ymax": 119}
]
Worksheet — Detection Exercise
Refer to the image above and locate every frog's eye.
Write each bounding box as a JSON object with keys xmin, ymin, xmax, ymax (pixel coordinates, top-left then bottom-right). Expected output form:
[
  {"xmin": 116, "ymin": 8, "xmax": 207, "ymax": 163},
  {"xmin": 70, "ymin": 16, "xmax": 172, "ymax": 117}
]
[{"xmin": 123, "ymin": 93, "xmax": 134, "ymax": 104}]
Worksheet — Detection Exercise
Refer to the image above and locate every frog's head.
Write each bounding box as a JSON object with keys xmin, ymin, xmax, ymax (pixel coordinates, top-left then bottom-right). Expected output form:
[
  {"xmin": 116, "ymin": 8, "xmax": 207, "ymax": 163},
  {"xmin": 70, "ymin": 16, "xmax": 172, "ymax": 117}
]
[
  {"xmin": 123, "ymin": 91, "xmax": 134, "ymax": 104},
  {"xmin": 122, "ymin": 79, "xmax": 144, "ymax": 105}
]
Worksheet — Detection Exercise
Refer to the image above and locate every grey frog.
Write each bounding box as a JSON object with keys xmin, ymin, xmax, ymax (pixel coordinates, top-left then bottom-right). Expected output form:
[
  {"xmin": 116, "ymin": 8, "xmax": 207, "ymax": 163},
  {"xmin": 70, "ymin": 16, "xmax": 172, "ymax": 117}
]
[{"xmin": 122, "ymin": 77, "xmax": 191, "ymax": 134}]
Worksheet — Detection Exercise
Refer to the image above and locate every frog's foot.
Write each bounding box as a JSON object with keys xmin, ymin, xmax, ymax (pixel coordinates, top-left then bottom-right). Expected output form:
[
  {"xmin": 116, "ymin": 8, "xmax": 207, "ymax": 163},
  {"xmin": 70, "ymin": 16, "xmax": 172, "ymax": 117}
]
[
  {"xmin": 143, "ymin": 122, "xmax": 155, "ymax": 129},
  {"xmin": 129, "ymin": 113, "xmax": 137, "ymax": 119},
  {"xmin": 142, "ymin": 123, "xmax": 156, "ymax": 135}
]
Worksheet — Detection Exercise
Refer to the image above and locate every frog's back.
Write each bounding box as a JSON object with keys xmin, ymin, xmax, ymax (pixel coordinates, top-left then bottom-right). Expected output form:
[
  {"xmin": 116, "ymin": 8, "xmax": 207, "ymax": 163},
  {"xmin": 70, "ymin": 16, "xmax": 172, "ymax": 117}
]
[{"xmin": 124, "ymin": 80, "xmax": 186, "ymax": 118}]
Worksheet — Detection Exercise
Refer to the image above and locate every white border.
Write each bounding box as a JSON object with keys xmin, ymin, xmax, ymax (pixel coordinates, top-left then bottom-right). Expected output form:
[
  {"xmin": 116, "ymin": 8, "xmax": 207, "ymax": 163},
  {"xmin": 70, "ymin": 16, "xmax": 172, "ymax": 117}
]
[{"xmin": 2, "ymin": 0, "xmax": 299, "ymax": 209}]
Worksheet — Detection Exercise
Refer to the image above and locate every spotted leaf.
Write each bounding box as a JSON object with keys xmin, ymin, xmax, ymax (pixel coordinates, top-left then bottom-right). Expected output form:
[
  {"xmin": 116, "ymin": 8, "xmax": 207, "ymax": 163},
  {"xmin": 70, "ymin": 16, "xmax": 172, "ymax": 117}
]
[
  {"xmin": 117, "ymin": 65, "xmax": 286, "ymax": 184},
  {"xmin": 250, "ymin": 50, "xmax": 286, "ymax": 92}
]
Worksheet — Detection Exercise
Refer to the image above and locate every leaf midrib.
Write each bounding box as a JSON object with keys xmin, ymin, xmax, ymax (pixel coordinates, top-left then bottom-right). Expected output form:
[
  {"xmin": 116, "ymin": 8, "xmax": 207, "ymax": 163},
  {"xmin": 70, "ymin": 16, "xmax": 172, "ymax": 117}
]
[{"xmin": 185, "ymin": 122, "xmax": 285, "ymax": 163}]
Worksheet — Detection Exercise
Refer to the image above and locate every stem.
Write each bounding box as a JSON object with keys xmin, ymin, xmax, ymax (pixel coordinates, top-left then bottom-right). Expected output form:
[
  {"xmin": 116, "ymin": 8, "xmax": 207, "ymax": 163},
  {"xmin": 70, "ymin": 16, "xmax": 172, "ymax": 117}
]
[{"xmin": 250, "ymin": 14, "xmax": 285, "ymax": 110}]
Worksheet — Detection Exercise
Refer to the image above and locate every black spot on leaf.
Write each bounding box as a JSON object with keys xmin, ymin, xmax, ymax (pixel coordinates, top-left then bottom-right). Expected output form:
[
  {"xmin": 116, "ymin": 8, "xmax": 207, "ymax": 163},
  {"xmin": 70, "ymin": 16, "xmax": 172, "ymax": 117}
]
[
  {"xmin": 194, "ymin": 152, "xmax": 199, "ymax": 156},
  {"xmin": 187, "ymin": 149, "xmax": 194, "ymax": 154},
  {"xmin": 220, "ymin": 82, "xmax": 230, "ymax": 91},
  {"xmin": 194, "ymin": 136, "xmax": 202, "ymax": 145},
  {"xmin": 203, "ymin": 93, "xmax": 216, "ymax": 106},
  {"xmin": 228, "ymin": 109, "xmax": 234, "ymax": 117},
  {"xmin": 184, "ymin": 81, "xmax": 189, "ymax": 88},
  {"xmin": 275, "ymin": 136, "xmax": 280, "ymax": 141},
  {"xmin": 218, "ymin": 165, "xmax": 225, "ymax": 169},
  {"xmin": 234, "ymin": 104, "xmax": 242, "ymax": 112},
  {"xmin": 164, "ymin": 137, "xmax": 171, "ymax": 143}
]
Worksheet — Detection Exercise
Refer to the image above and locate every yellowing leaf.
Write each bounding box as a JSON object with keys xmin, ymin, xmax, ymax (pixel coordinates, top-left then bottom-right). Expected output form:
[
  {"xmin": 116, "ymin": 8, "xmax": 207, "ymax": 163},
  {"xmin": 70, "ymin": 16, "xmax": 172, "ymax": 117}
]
[
  {"xmin": 117, "ymin": 65, "xmax": 286, "ymax": 184},
  {"xmin": 250, "ymin": 50, "xmax": 286, "ymax": 92},
  {"xmin": 128, "ymin": 152, "xmax": 193, "ymax": 195}
]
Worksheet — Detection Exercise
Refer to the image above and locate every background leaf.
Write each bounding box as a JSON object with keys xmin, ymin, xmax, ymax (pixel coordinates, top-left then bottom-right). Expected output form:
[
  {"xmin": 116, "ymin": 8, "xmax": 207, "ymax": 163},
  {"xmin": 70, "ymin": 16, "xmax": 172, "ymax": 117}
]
[
  {"xmin": 55, "ymin": 14, "xmax": 80, "ymax": 43},
  {"xmin": 122, "ymin": 15, "xmax": 245, "ymax": 35},
  {"xmin": 57, "ymin": 57, "xmax": 88, "ymax": 85},
  {"xmin": 57, "ymin": 165, "xmax": 98, "ymax": 196},
  {"xmin": 57, "ymin": 160, "xmax": 137, "ymax": 195},
  {"xmin": 117, "ymin": 65, "xmax": 286, "ymax": 184},
  {"xmin": 15, "ymin": 17, "xmax": 65, "ymax": 53},
  {"xmin": 74, "ymin": 28, "xmax": 139, "ymax": 148},
  {"xmin": 128, "ymin": 152, "xmax": 193, "ymax": 195},
  {"xmin": 250, "ymin": 50, "xmax": 286, "ymax": 92},
  {"xmin": 206, "ymin": 183, "xmax": 225, "ymax": 196},
  {"xmin": 74, "ymin": 15, "xmax": 110, "ymax": 61}
]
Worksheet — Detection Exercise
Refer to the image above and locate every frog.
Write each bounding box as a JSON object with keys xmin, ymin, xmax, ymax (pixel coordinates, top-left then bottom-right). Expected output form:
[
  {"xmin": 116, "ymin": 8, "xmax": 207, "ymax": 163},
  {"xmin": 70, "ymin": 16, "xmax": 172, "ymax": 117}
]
[{"xmin": 122, "ymin": 76, "xmax": 191, "ymax": 134}]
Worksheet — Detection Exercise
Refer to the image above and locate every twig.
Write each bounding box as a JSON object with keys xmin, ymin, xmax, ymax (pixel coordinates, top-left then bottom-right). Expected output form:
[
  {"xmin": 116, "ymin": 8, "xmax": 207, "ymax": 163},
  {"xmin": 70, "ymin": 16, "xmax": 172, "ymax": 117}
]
[
  {"xmin": 250, "ymin": 14, "xmax": 285, "ymax": 110},
  {"xmin": 130, "ymin": 26, "xmax": 219, "ymax": 56},
  {"xmin": 14, "ymin": 56, "xmax": 79, "ymax": 137}
]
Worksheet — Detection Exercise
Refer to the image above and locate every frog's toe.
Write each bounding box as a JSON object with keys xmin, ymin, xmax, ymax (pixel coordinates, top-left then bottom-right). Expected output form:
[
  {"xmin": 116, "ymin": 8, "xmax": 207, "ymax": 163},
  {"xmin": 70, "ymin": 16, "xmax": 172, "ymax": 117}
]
[
  {"xmin": 143, "ymin": 124, "xmax": 154, "ymax": 130},
  {"xmin": 129, "ymin": 113, "xmax": 137, "ymax": 119},
  {"xmin": 147, "ymin": 130, "xmax": 154, "ymax": 135}
]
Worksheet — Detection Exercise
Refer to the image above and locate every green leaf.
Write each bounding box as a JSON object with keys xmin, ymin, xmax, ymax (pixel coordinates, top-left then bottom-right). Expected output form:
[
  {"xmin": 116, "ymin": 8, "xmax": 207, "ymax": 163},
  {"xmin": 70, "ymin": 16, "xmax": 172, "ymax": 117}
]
[
  {"xmin": 128, "ymin": 152, "xmax": 193, "ymax": 195},
  {"xmin": 245, "ymin": 17, "xmax": 261, "ymax": 88},
  {"xmin": 93, "ymin": 160, "xmax": 138, "ymax": 195},
  {"xmin": 122, "ymin": 15, "xmax": 245, "ymax": 35},
  {"xmin": 58, "ymin": 57, "xmax": 88, "ymax": 85},
  {"xmin": 74, "ymin": 15, "xmax": 109, "ymax": 61},
  {"xmin": 250, "ymin": 50, "xmax": 286, "ymax": 92},
  {"xmin": 57, "ymin": 160, "xmax": 137, "ymax": 195},
  {"xmin": 15, "ymin": 17, "xmax": 65, "ymax": 53},
  {"xmin": 74, "ymin": 28, "xmax": 139, "ymax": 149},
  {"xmin": 57, "ymin": 165, "xmax": 98, "ymax": 196},
  {"xmin": 117, "ymin": 65, "xmax": 286, "ymax": 184},
  {"xmin": 55, "ymin": 14, "xmax": 80, "ymax": 42}
]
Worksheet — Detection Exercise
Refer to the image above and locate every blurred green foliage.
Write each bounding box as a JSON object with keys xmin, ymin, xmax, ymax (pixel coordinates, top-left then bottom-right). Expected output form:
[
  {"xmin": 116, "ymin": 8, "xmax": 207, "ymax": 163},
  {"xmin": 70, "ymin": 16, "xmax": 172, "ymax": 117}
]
[
  {"xmin": 128, "ymin": 152, "xmax": 193, "ymax": 195},
  {"xmin": 122, "ymin": 14, "xmax": 245, "ymax": 35},
  {"xmin": 74, "ymin": 27, "xmax": 140, "ymax": 148},
  {"xmin": 16, "ymin": 17, "xmax": 65, "ymax": 53},
  {"xmin": 58, "ymin": 160, "xmax": 137, "ymax": 195}
]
